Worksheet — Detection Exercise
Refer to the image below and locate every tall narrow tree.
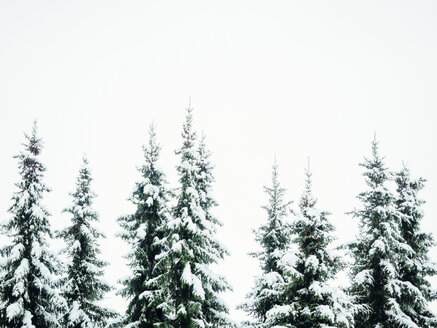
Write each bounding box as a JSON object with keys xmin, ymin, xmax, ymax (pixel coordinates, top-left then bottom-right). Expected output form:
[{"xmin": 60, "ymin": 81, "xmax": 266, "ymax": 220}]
[
  {"xmin": 158, "ymin": 108, "xmax": 233, "ymax": 327},
  {"xmin": 0, "ymin": 122, "xmax": 65, "ymax": 328},
  {"xmin": 394, "ymin": 166, "xmax": 437, "ymax": 327},
  {"xmin": 349, "ymin": 139, "xmax": 414, "ymax": 327},
  {"xmin": 194, "ymin": 133, "xmax": 234, "ymax": 327},
  {"xmin": 59, "ymin": 157, "xmax": 116, "ymax": 327},
  {"xmin": 118, "ymin": 125, "xmax": 172, "ymax": 328},
  {"xmin": 265, "ymin": 167, "xmax": 352, "ymax": 328},
  {"xmin": 241, "ymin": 159, "xmax": 293, "ymax": 327}
]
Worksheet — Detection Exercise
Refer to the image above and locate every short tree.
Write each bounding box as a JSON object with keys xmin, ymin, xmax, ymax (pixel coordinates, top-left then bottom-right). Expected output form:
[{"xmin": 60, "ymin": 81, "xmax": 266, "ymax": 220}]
[{"xmin": 59, "ymin": 157, "xmax": 116, "ymax": 327}]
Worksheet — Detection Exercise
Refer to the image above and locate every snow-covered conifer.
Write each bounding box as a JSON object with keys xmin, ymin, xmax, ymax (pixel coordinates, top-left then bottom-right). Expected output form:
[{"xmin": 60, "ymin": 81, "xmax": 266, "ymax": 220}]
[
  {"xmin": 0, "ymin": 122, "xmax": 65, "ymax": 328},
  {"xmin": 59, "ymin": 157, "xmax": 116, "ymax": 327},
  {"xmin": 393, "ymin": 166, "xmax": 437, "ymax": 327},
  {"xmin": 349, "ymin": 139, "xmax": 414, "ymax": 328},
  {"xmin": 118, "ymin": 125, "xmax": 172, "ymax": 328},
  {"xmin": 240, "ymin": 160, "xmax": 293, "ymax": 327},
  {"xmin": 265, "ymin": 166, "xmax": 353, "ymax": 328},
  {"xmin": 194, "ymin": 133, "xmax": 234, "ymax": 327},
  {"xmin": 158, "ymin": 108, "xmax": 233, "ymax": 327}
]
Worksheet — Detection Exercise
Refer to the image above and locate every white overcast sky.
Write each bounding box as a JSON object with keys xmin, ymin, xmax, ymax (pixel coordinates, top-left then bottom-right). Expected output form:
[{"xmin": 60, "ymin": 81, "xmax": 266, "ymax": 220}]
[{"xmin": 1, "ymin": 0, "xmax": 437, "ymax": 322}]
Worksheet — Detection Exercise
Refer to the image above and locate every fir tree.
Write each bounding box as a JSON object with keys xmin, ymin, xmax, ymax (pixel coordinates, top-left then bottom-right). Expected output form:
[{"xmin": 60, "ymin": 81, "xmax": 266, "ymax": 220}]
[
  {"xmin": 348, "ymin": 139, "xmax": 414, "ymax": 328},
  {"xmin": 158, "ymin": 107, "xmax": 233, "ymax": 327},
  {"xmin": 194, "ymin": 133, "xmax": 234, "ymax": 327},
  {"xmin": 393, "ymin": 166, "xmax": 437, "ymax": 327},
  {"xmin": 59, "ymin": 157, "xmax": 116, "ymax": 328},
  {"xmin": 118, "ymin": 125, "xmax": 172, "ymax": 328},
  {"xmin": 240, "ymin": 159, "xmax": 293, "ymax": 327},
  {"xmin": 0, "ymin": 122, "xmax": 65, "ymax": 328},
  {"xmin": 265, "ymin": 166, "xmax": 352, "ymax": 328}
]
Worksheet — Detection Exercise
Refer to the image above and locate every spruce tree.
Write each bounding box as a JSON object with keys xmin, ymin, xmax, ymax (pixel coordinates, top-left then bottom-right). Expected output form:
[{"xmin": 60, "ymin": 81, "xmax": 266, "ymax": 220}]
[
  {"xmin": 194, "ymin": 134, "xmax": 234, "ymax": 327},
  {"xmin": 265, "ymin": 167, "xmax": 352, "ymax": 328},
  {"xmin": 240, "ymin": 160, "xmax": 293, "ymax": 327},
  {"xmin": 0, "ymin": 122, "xmax": 65, "ymax": 328},
  {"xmin": 59, "ymin": 157, "xmax": 116, "ymax": 328},
  {"xmin": 348, "ymin": 139, "xmax": 414, "ymax": 327},
  {"xmin": 118, "ymin": 125, "xmax": 172, "ymax": 328},
  {"xmin": 158, "ymin": 108, "xmax": 233, "ymax": 327},
  {"xmin": 393, "ymin": 166, "xmax": 437, "ymax": 327}
]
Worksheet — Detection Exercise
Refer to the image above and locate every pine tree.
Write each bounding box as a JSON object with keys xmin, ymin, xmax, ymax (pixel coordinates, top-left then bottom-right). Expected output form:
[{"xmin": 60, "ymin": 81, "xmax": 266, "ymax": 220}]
[
  {"xmin": 158, "ymin": 107, "xmax": 233, "ymax": 327},
  {"xmin": 265, "ymin": 166, "xmax": 352, "ymax": 328},
  {"xmin": 59, "ymin": 157, "xmax": 116, "ymax": 328},
  {"xmin": 240, "ymin": 160, "xmax": 293, "ymax": 327},
  {"xmin": 393, "ymin": 166, "xmax": 437, "ymax": 327},
  {"xmin": 0, "ymin": 122, "xmax": 65, "ymax": 328},
  {"xmin": 194, "ymin": 134, "xmax": 234, "ymax": 327},
  {"xmin": 118, "ymin": 125, "xmax": 172, "ymax": 328},
  {"xmin": 349, "ymin": 139, "xmax": 414, "ymax": 328}
]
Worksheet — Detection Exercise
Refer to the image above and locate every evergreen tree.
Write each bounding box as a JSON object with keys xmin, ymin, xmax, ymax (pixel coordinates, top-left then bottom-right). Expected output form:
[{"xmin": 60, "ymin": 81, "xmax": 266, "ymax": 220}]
[
  {"xmin": 0, "ymin": 122, "xmax": 65, "ymax": 328},
  {"xmin": 240, "ymin": 160, "xmax": 293, "ymax": 327},
  {"xmin": 393, "ymin": 166, "xmax": 437, "ymax": 327},
  {"xmin": 194, "ymin": 133, "xmax": 234, "ymax": 327},
  {"xmin": 158, "ymin": 108, "xmax": 233, "ymax": 327},
  {"xmin": 59, "ymin": 157, "xmax": 116, "ymax": 328},
  {"xmin": 265, "ymin": 167, "xmax": 352, "ymax": 328},
  {"xmin": 118, "ymin": 125, "xmax": 172, "ymax": 328},
  {"xmin": 348, "ymin": 139, "xmax": 414, "ymax": 328}
]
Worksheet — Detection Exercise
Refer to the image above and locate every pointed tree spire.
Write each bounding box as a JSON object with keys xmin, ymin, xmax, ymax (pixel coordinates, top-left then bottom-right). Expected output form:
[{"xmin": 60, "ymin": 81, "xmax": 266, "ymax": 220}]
[
  {"xmin": 118, "ymin": 124, "xmax": 172, "ymax": 327},
  {"xmin": 300, "ymin": 157, "xmax": 315, "ymax": 210},
  {"xmin": 0, "ymin": 122, "xmax": 66, "ymax": 328},
  {"xmin": 59, "ymin": 157, "xmax": 116, "ymax": 327}
]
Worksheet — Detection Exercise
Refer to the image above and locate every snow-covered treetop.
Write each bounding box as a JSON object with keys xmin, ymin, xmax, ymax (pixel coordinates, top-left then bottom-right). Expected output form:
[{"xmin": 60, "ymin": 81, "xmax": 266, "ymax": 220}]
[
  {"xmin": 255, "ymin": 159, "xmax": 292, "ymax": 271},
  {"xmin": 62, "ymin": 156, "xmax": 102, "ymax": 241},
  {"xmin": 143, "ymin": 123, "xmax": 160, "ymax": 167},
  {"xmin": 176, "ymin": 106, "xmax": 197, "ymax": 159},
  {"xmin": 4, "ymin": 121, "xmax": 52, "ymax": 236},
  {"xmin": 361, "ymin": 138, "xmax": 388, "ymax": 188},
  {"xmin": 293, "ymin": 165, "xmax": 335, "ymax": 260},
  {"xmin": 353, "ymin": 138, "xmax": 399, "ymax": 226},
  {"xmin": 263, "ymin": 159, "xmax": 291, "ymax": 225},
  {"xmin": 394, "ymin": 165, "xmax": 426, "ymax": 222},
  {"xmin": 69, "ymin": 157, "xmax": 96, "ymax": 212},
  {"xmin": 299, "ymin": 165, "xmax": 317, "ymax": 213},
  {"xmin": 15, "ymin": 121, "xmax": 49, "ymax": 198},
  {"xmin": 118, "ymin": 123, "xmax": 170, "ymax": 244}
]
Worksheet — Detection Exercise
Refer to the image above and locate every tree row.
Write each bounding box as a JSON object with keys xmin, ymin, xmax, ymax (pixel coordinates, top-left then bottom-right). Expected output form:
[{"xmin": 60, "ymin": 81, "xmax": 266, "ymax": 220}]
[{"xmin": 0, "ymin": 107, "xmax": 436, "ymax": 328}]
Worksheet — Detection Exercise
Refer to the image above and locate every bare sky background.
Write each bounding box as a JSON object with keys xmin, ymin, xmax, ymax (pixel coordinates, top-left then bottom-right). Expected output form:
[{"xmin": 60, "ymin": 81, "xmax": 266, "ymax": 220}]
[{"xmin": 1, "ymin": 0, "xmax": 437, "ymax": 323}]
